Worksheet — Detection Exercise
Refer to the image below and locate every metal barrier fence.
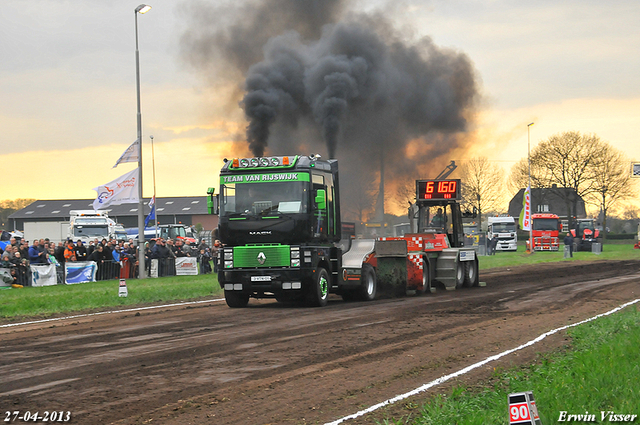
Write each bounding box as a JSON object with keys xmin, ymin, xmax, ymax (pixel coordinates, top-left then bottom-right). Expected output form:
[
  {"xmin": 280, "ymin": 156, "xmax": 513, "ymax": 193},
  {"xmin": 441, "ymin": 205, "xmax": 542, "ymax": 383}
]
[{"xmin": 3, "ymin": 257, "xmax": 215, "ymax": 287}]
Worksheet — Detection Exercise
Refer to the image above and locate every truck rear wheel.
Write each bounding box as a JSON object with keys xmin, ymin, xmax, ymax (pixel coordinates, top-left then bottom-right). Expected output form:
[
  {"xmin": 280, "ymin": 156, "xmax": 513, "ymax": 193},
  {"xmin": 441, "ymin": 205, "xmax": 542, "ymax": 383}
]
[
  {"xmin": 463, "ymin": 259, "xmax": 478, "ymax": 287},
  {"xmin": 359, "ymin": 264, "xmax": 377, "ymax": 301},
  {"xmin": 225, "ymin": 290, "xmax": 249, "ymax": 308},
  {"xmin": 418, "ymin": 258, "xmax": 431, "ymax": 294},
  {"xmin": 307, "ymin": 267, "xmax": 329, "ymax": 307}
]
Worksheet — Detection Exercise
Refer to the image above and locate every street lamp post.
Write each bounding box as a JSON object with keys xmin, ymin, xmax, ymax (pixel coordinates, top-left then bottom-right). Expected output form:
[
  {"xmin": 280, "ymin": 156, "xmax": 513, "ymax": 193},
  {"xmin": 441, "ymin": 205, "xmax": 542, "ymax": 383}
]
[
  {"xmin": 527, "ymin": 122, "xmax": 534, "ymax": 252},
  {"xmin": 150, "ymin": 135, "xmax": 158, "ymax": 239},
  {"xmin": 135, "ymin": 4, "xmax": 151, "ymax": 279}
]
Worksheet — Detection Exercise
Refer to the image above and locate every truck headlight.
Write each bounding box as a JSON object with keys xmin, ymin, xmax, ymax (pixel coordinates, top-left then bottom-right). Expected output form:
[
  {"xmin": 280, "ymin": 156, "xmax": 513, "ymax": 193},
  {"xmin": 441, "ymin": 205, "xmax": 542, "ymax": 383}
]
[
  {"xmin": 224, "ymin": 260, "xmax": 233, "ymax": 268},
  {"xmin": 291, "ymin": 259, "xmax": 300, "ymax": 267},
  {"xmin": 224, "ymin": 251, "xmax": 233, "ymax": 260}
]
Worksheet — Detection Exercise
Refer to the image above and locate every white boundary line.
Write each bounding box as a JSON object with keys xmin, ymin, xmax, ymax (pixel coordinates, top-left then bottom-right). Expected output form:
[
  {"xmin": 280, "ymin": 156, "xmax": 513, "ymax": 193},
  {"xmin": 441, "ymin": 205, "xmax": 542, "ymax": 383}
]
[
  {"xmin": 0, "ymin": 298, "xmax": 226, "ymax": 329},
  {"xmin": 325, "ymin": 298, "xmax": 640, "ymax": 425}
]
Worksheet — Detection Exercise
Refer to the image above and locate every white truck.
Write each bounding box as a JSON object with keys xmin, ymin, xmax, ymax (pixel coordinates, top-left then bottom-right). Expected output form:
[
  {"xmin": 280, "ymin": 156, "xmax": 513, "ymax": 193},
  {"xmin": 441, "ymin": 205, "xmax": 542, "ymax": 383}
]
[
  {"xmin": 487, "ymin": 215, "xmax": 517, "ymax": 251},
  {"xmin": 68, "ymin": 210, "xmax": 117, "ymax": 243}
]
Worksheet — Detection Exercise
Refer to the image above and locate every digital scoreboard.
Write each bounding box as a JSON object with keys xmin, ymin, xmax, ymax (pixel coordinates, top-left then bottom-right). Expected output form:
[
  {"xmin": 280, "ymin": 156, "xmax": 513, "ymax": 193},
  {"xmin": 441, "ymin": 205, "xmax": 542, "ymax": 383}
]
[{"xmin": 416, "ymin": 179, "xmax": 461, "ymax": 201}]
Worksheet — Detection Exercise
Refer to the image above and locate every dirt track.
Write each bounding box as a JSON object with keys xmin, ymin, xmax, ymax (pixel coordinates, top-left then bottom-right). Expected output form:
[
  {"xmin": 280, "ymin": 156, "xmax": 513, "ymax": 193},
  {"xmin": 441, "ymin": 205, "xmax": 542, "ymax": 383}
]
[{"xmin": 1, "ymin": 259, "xmax": 639, "ymax": 425}]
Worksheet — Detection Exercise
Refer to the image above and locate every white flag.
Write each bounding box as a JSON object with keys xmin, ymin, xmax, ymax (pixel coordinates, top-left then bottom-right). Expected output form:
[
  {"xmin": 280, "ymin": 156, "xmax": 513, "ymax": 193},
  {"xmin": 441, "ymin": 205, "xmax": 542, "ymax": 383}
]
[
  {"xmin": 113, "ymin": 139, "xmax": 140, "ymax": 168},
  {"xmin": 93, "ymin": 168, "xmax": 140, "ymax": 210}
]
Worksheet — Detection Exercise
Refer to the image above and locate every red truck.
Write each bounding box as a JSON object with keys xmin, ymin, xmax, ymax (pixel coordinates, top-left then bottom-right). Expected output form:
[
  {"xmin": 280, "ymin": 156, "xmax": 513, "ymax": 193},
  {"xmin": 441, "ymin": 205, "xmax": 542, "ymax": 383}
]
[{"xmin": 530, "ymin": 213, "xmax": 561, "ymax": 251}]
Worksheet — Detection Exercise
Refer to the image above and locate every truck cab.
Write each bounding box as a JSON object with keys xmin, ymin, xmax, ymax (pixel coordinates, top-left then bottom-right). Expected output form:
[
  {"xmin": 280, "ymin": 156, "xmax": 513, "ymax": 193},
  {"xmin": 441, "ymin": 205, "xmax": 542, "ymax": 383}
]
[
  {"xmin": 217, "ymin": 154, "xmax": 344, "ymax": 307},
  {"xmin": 68, "ymin": 210, "xmax": 115, "ymax": 243},
  {"xmin": 487, "ymin": 216, "xmax": 517, "ymax": 251},
  {"xmin": 531, "ymin": 213, "xmax": 560, "ymax": 251}
]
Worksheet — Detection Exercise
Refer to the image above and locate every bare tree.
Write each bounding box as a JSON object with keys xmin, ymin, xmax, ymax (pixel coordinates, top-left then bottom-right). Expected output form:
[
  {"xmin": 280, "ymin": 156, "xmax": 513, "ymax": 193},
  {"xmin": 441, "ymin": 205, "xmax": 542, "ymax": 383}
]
[
  {"xmin": 589, "ymin": 144, "xmax": 635, "ymax": 239},
  {"xmin": 509, "ymin": 131, "xmax": 604, "ymax": 225},
  {"xmin": 0, "ymin": 199, "xmax": 35, "ymax": 228},
  {"xmin": 393, "ymin": 176, "xmax": 416, "ymax": 214},
  {"xmin": 341, "ymin": 175, "xmax": 378, "ymax": 223},
  {"xmin": 460, "ymin": 157, "xmax": 504, "ymax": 224}
]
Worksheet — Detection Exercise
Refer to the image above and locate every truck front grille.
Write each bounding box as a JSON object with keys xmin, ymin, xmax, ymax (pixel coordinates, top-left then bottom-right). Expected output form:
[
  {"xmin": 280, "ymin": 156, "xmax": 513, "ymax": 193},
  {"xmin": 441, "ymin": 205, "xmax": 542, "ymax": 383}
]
[{"xmin": 233, "ymin": 245, "xmax": 290, "ymax": 268}]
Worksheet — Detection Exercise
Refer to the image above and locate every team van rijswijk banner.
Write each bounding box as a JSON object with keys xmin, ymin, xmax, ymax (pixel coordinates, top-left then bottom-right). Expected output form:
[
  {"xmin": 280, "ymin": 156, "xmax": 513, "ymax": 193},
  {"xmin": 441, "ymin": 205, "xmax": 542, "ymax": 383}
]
[
  {"xmin": 220, "ymin": 173, "xmax": 309, "ymax": 183},
  {"xmin": 93, "ymin": 167, "xmax": 140, "ymax": 211}
]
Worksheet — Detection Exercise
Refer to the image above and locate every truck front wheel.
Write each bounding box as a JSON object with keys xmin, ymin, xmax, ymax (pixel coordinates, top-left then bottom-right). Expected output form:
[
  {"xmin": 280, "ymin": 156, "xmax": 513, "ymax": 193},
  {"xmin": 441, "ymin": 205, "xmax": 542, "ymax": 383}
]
[
  {"xmin": 225, "ymin": 290, "xmax": 249, "ymax": 308},
  {"xmin": 307, "ymin": 267, "xmax": 330, "ymax": 307}
]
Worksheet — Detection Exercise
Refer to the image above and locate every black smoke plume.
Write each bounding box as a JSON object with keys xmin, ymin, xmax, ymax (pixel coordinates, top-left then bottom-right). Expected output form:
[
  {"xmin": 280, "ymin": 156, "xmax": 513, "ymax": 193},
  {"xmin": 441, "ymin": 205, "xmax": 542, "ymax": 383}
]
[{"xmin": 180, "ymin": 0, "xmax": 480, "ymax": 218}]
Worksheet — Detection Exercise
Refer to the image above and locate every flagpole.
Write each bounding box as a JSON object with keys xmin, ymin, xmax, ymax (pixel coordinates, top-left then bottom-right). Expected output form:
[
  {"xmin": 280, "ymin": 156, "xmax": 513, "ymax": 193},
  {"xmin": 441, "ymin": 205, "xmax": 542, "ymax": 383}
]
[
  {"xmin": 151, "ymin": 135, "xmax": 158, "ymax": 239},
  {"xmin": 135, "ymin": 4, "xmax": 151, "ymax": 279},
  {"xmin": 527, "ymin": 122, "xmax": 534, "ymax": 253}
]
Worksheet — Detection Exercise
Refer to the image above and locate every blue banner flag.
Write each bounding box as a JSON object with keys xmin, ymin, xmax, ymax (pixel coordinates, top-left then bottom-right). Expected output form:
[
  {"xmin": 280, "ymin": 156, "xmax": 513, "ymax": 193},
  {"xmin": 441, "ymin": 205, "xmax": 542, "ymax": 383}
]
[
  {"xmin": 144, "ymin": 196, "xmax": 156, "ymax": 228},
  {"xmin": 65, "ymin": 262, "xmax": 97, "ymax": 284}
]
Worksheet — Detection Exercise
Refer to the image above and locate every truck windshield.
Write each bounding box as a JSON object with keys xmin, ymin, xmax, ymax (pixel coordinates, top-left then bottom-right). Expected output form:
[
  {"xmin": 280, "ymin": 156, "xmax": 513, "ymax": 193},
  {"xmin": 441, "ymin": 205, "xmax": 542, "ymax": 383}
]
[
  {"xmin": 492, "ymin": 223, "xmax": 515, "ymax": 232},
  {"xmin": 533, "ymin": 219, "xmax": 558, "ymax": 231},
  {"xmin": 162, "ymin": 227, "xmax": 187, "ymax": 239},
  {"xmin": 73, "ymin": 225, "xmax": 109, "ymax": 238},
  {"xmin": 578, "ymin": 221, "xmax": 593, "ymax": 231},
  {"xmin": 221, "ymin": 181, "xmax": 309, "ymax": 217}
]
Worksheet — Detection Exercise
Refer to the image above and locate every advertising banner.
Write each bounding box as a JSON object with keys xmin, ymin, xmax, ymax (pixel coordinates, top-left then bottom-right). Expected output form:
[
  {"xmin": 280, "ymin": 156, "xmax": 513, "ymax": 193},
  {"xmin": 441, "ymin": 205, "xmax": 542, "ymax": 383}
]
[
  {"xmin": 175, "ymin": 257, "xmax": 198, "ymax": 276},
  {"xmin": 31, "ymin": 264, "xmax": 57, "ymax": 287},
  {"xmin": 149, "ymin": 259, "xmax": 158, "ymax": 278},
  {"xmin": 519, "ymin": 185, "xmax": 531, "ymax": 231},
  {"xmin": 0, "ymin": 268, "xmax": 12, "ymax": 287},
  {"xmin": 65, "ymin": 261, "xmax": 97, "ymax": 284}
]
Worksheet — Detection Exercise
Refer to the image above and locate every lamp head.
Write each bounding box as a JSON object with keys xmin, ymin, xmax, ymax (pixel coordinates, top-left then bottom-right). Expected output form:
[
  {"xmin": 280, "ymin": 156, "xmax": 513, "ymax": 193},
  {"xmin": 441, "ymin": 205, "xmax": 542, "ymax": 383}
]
[{"xmin": 135, "ymin": 4, "xmax": 151, "ymax": 14}]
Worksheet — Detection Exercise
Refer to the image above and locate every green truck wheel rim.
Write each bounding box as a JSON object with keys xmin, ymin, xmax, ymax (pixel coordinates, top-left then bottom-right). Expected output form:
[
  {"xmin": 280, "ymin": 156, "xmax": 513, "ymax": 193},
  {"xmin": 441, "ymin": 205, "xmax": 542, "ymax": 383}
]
[{"xmin": 320, "ymin": 275, "xmax": 328, "ymax": 298}]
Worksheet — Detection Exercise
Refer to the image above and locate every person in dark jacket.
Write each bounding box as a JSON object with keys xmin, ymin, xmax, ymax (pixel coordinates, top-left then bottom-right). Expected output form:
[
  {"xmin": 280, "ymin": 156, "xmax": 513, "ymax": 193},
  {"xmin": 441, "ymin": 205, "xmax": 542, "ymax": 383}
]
[
  {"xmin": 88, "ymin": 244, "xmax": 109, "ymax": 280},
  {"xmin": 54, "ymin": 242, "xmax": 66, "ymax": 266},
  {"xmin": 563, "ymin": 232, "xmax": 574, "ymax": 258},
  {"xmin": 151, "ymin": 239, "xmax": 174, "ymax": 276},
  {"xmin": 198, "ymin": 248, "xmax": 212, "ymax": 274},
  {"xmin": 172, "ymin": 240, "xmax": 190, "ymax": 257},
  {"xmin": 74, "ymin": 240, "xmax": 88, "ymax": 261}
]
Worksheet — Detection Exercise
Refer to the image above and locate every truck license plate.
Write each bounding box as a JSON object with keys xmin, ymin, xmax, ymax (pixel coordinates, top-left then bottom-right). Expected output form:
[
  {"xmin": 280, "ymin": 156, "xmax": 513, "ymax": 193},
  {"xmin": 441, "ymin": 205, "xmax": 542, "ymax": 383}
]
[{"xmin": 251, "ymin": 276, "xmax": 272, "ymax": 282}]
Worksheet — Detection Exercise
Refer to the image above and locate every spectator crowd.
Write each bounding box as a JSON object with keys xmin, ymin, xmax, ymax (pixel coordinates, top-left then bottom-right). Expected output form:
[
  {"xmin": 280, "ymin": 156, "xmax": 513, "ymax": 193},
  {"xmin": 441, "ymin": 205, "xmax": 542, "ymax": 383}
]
[{"xmin": 0, "ymin": 235, "xmax": 220, "ymax": 288}]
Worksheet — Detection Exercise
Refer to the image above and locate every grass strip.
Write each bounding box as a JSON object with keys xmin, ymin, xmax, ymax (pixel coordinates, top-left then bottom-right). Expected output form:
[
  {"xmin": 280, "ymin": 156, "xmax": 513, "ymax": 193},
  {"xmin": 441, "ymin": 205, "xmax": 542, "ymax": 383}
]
[
  {"xmin": 0, "ymin": 274, "xmax": 223, "ymax": 320},
  {"xmin": 479, "ymin": 241, "xmax": 640, "ymax": 270},
  {"xmin": 380, "ymin": 305, "xmax": 640, "ymax": 424}
]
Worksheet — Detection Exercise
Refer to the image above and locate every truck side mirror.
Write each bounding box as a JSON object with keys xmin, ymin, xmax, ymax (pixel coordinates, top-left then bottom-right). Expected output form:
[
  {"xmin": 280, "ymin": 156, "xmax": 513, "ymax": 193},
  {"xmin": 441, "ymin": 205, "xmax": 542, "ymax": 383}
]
[
  {"xmin": 207, "ymin": 187, "xmax": 219, "ymax": 215},
  {"xmin": 315, "ymin": 189, "xmax": 327, "ymax": 210}
]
